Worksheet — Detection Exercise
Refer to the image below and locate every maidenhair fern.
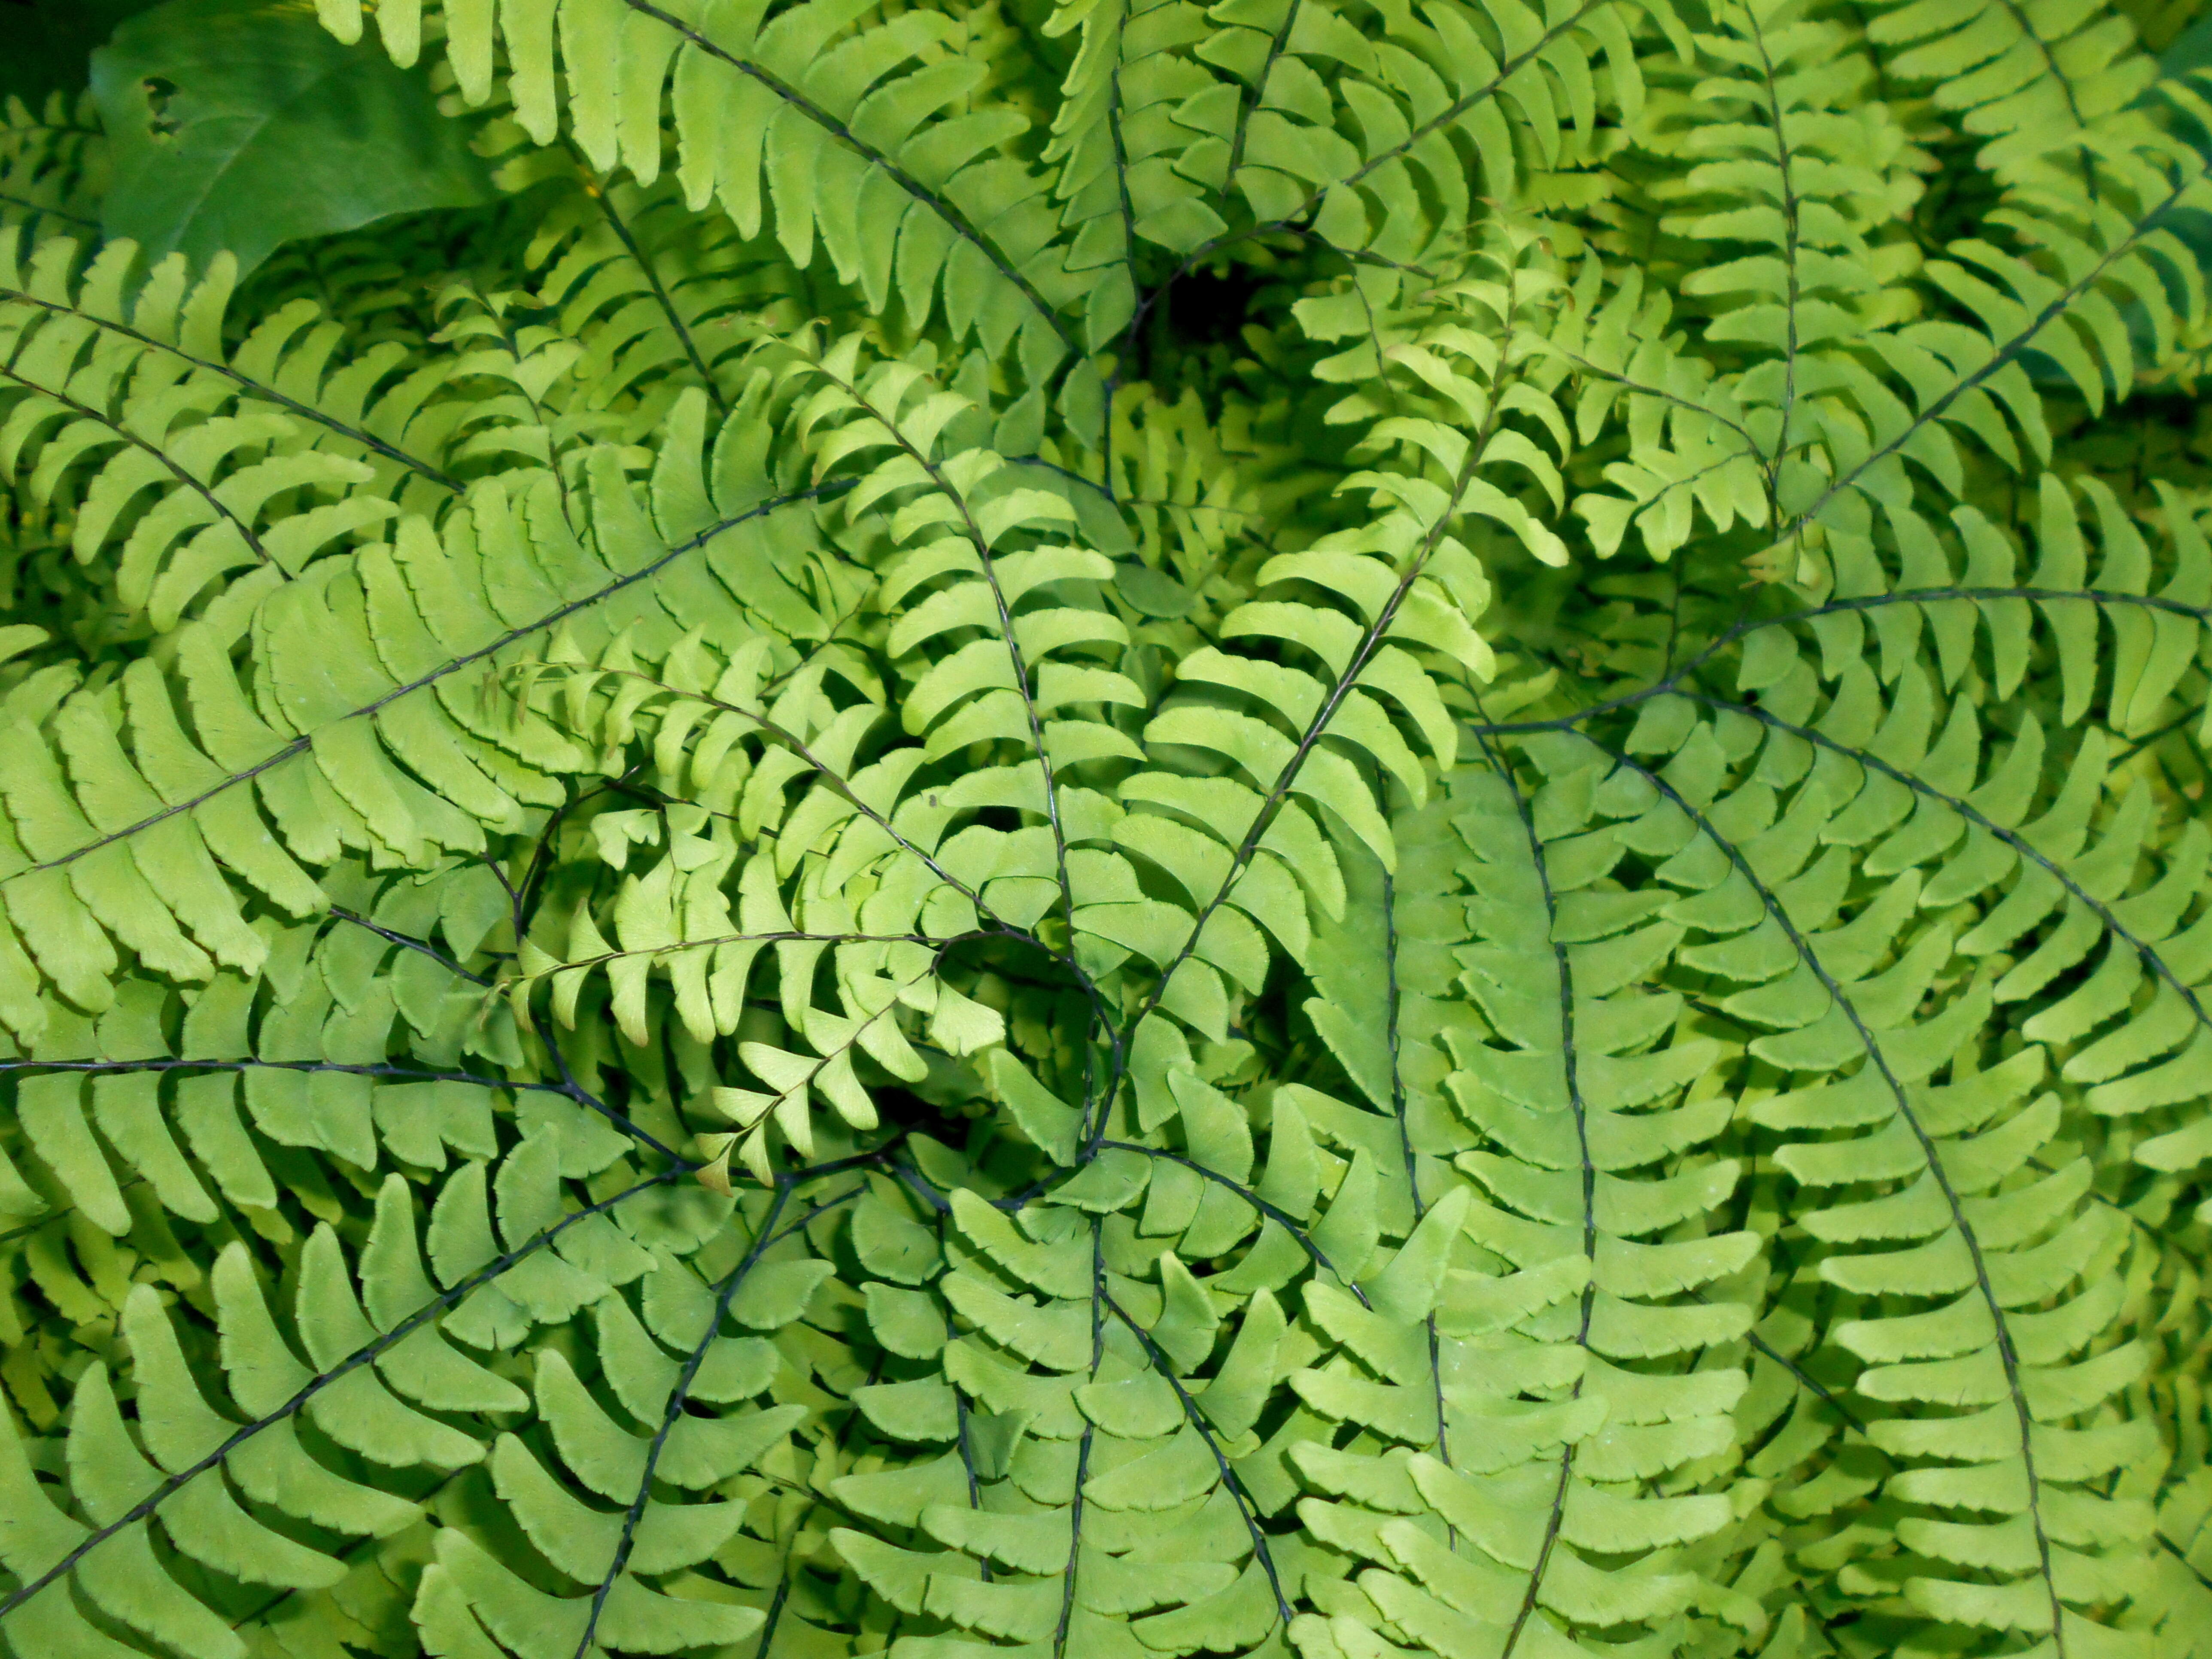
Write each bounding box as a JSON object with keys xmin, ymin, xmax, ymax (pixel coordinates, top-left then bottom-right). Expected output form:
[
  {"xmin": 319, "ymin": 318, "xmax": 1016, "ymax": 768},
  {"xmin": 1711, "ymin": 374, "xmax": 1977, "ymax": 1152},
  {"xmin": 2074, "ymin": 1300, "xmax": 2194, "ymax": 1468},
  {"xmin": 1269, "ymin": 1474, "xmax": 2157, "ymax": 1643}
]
[{"xmin": 3, "ymin": 0, "xmax": 2212, "ymax": 1656}]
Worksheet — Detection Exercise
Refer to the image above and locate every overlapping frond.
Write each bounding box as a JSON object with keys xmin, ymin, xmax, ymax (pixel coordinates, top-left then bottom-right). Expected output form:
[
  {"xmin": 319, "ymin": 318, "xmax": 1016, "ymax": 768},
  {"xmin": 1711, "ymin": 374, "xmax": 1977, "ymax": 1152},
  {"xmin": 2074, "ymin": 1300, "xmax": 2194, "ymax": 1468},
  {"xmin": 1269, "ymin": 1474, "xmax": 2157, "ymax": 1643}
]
[
  {"xmin": 0, "ymin": 94, "xmax": 104, "ymax": 242},
  {"xmin": 1045, "ymin": 0, "xmax": 1671, "ymax": 316},
  {"xmin": 1861, "ymin": 0, "xmax": 2165, "ymax": 184},
  {"xmin": 1581, "ymin": 705, "xmax": 2157, "ymax": 1658},
  {"xmin": 523, "ymin": 169, "xmax": 814, "ymax": 414},
  {"xmin": 1295, "ymin": 758, "xmax": 1763, "ymax": 1659},
  {"xmin": 347, "ymin": 0, "xmax": 1098, "ymax": 454},
  {"xmin": 4, "ymin": 1, "xmax": 2212, "ymax": 1656},
  {"xmin": 0, "ymin": 374, "xmax": 846, "ymax": 1040}
]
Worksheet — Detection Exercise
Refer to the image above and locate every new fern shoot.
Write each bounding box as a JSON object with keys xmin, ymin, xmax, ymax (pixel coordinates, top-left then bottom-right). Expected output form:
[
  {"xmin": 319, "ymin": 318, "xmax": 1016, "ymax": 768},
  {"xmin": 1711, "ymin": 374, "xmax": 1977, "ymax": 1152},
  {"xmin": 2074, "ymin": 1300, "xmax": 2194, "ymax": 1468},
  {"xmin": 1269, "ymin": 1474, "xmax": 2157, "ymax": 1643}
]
[{"xmin": 1, "ymin": 0, "xmax": 2211, "ymax": 1658}]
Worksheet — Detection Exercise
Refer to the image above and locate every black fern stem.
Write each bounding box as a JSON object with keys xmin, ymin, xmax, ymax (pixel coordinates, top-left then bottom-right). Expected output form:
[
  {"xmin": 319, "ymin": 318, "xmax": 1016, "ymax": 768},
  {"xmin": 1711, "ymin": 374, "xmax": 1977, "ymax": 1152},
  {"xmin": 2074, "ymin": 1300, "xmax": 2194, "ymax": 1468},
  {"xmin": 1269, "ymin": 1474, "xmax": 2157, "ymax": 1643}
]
[
  {"xmin": 1104, "ymin": 1294, "xmax": 1293, "ymax": 1625},
  {"xmin": 1481, "ymin": 734, "xmax": 1599, "ymax": 1659}
]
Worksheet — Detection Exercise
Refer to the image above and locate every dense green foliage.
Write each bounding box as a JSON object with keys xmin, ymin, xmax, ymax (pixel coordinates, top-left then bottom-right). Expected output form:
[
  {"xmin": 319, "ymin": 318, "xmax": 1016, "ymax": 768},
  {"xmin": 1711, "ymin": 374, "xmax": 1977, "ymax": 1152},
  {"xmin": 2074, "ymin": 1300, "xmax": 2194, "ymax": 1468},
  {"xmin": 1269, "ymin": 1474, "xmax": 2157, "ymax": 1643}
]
[{"xmin": 5, "ymin": 0, "xmax": 2212, "ymax": 1656}]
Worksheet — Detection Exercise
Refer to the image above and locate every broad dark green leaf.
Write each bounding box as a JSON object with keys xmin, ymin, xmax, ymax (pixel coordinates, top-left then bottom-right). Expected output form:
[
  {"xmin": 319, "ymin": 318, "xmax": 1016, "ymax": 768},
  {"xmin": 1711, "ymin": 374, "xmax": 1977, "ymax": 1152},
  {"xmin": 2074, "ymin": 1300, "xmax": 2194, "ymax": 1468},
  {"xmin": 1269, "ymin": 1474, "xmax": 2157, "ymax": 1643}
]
[{"xmin": 89, "ymin": 0, "xmax": 492, "ymax": 277}]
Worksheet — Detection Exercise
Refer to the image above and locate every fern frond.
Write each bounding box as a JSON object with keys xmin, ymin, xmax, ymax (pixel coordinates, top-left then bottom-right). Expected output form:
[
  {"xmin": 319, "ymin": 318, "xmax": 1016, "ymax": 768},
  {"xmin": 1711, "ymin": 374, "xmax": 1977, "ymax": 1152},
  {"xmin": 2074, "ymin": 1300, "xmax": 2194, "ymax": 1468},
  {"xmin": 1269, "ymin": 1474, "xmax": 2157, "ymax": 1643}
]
[
  {"xmin": 349, "ymin": 0, "xmax": 1097, "ymax": 452},
  {"xmin": 1, "ymin": 230, "xmax": 466, "ymax": 501},
  {"xmin": 1863, "ymin": 0, "xmax": 2163, "ymax": 183},
  {"xmin": 525, "ymin": 171, "xmax": 810, "ymax": 416},
  {"xmin": 9, "ymin": 2, "xmax": 2212, "ymax": 1655},
  {"xmin": 0, "ymin": 387, "xmax": 842, "ymax": 1034},
  {"xmin": 0, "ymin": 93, "xmax": 105, "ymax": 242},
  {"xmin": 1297, "ymin": 755, "xmax": 1758, "ymax": 1659},
  {"xmin": 1579, "ymin": 712, "xmax": 2157, "ymax": 1658}
]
